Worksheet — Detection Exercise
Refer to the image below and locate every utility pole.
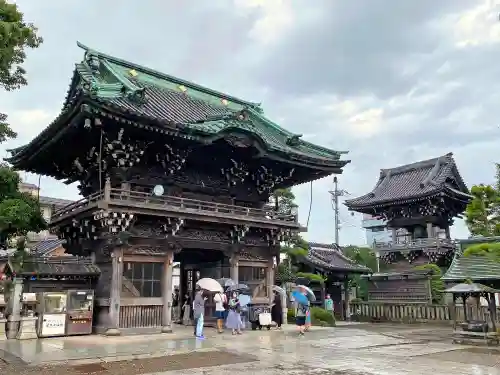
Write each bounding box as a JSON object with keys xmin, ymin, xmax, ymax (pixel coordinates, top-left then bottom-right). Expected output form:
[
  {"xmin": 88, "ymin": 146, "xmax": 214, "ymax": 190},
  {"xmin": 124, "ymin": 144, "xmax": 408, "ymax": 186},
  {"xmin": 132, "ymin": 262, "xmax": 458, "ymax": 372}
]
[{"xmin": 329, "ymin": 176, "xmax": 349, "ymax": 245}]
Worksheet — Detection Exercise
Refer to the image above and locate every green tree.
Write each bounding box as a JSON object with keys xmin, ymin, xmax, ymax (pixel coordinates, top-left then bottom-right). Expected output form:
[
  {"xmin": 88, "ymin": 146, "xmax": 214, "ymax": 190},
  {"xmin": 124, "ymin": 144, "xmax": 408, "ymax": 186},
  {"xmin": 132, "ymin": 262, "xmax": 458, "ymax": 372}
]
[
  {"xmin": 0, "ymin": 1, "xmax": 45, "ymax": 250},
  {"xmin": 465, "ymin": 184, "xmax": 500, "ymax": 237},
  {"xmin": 343, "ymin": 245, "xmax": 387, "ymax": 300},
  {"xmin": 0, "ymin": 0, "xmax": 43, "ymax": 140},
  {"xmin": 0, "ymin": 165, "xmax": 47, "ymax": 249},
  {"xmin": 271, "ymin": 188, "xmax": 297, "ymax": 215}
]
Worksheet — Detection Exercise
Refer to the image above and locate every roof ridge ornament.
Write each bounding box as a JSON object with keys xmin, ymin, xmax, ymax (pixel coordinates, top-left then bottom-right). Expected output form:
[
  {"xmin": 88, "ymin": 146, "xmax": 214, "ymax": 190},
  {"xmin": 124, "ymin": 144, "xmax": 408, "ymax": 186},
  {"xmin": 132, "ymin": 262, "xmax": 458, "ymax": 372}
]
[{"xmin": 286, "ymin": 134, "xmax": 302, "ymax": 146}]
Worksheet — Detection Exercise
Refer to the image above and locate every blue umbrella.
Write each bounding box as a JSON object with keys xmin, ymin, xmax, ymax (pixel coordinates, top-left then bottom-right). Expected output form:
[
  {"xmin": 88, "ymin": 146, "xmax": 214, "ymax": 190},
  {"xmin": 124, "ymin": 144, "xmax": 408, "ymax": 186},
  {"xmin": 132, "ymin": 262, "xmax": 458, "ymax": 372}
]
[
  {"xmin": 295, "ymin": 285, "xmax": 316, "ymax": 301},
  {"xmin": 238, "ymin": 294, "xmax": 251, "ymax": 307},
  {"xmin": 291, "ymin": 290, "xmax": 309, "ymax": 305}
]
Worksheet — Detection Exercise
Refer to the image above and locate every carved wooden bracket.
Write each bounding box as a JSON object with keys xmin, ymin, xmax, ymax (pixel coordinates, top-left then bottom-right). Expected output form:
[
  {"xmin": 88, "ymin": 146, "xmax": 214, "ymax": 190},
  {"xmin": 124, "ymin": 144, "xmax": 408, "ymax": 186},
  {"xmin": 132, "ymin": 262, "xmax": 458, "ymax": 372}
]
[
  {"xmin": 230, "ymin": 225, "xmax": 250, "ymax": 243},
  {"xmin": 162, "ymin": 217, "xmax": 185, "ymax": 237},
  {"xmin": 93, "ymin": 210, "xmax": 135, "ymax": 233}
]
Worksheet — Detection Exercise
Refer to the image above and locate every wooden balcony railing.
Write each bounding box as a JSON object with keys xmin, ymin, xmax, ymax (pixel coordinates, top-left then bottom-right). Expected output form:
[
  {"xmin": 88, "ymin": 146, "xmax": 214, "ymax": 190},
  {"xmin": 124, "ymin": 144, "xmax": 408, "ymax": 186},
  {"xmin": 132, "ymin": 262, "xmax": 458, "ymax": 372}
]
[
  {"xmin": 374, "ymin": 238, "xmax": 456, "ymax": 251},
  {"xmin": 51, "ymin": 187, "xmax": 298, "ymax": 225}
]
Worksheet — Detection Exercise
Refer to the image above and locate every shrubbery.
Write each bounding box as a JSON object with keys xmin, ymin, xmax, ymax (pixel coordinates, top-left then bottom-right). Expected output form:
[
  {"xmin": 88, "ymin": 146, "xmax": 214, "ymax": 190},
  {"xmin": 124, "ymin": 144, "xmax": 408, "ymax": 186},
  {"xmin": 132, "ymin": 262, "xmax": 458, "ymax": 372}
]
[{"xmin": 287, "ymin": 306, "xmax": 336, "ymax": 326}]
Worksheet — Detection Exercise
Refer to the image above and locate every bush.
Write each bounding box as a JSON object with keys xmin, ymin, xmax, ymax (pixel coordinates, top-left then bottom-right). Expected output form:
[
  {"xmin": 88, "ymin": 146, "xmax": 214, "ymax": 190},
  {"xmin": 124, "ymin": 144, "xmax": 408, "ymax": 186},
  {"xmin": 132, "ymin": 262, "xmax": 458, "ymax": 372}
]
[
  {"xmin": 287, "ymin": 306, "xmax": 336, "ymax": 326},
  {"xmin": 311, "ymin": 306, "xmax": 335, "ymax": 326}
]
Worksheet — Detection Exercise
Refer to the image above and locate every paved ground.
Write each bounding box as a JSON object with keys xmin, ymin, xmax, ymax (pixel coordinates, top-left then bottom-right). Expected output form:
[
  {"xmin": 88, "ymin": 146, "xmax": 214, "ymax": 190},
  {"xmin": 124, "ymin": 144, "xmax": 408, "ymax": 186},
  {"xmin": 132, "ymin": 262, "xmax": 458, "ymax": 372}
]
[{"xmin": 1, "ymin": 323, "xmax": 500, "ymax": 374}]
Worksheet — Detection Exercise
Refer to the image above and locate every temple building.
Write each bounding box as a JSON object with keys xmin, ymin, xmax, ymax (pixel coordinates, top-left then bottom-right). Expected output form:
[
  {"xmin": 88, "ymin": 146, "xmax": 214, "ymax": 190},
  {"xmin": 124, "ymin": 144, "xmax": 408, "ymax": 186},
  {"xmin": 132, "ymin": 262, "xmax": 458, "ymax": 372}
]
[
  {"xmin": 303, "ymin": 242, "xmax": 370, "ymax": 318},
  {"xmin": 344, "ymin": 153, "xmax": 472, "ymax": 303},
  {"xmin": 5, "ymin": 42, "xmax": 349, "ymax": 334}
]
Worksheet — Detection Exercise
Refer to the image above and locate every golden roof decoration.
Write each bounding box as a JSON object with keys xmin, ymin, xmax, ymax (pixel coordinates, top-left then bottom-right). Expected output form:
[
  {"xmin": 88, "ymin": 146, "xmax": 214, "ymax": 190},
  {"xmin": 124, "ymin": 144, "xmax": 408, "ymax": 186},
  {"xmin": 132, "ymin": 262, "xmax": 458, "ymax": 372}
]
[
  {"xmin": 128, "ymin": 69, "xmax": 138, "ymax": 77},
  {"xmin": 178, "ymin": 85, "xmax": 187, "ymax": 92}
]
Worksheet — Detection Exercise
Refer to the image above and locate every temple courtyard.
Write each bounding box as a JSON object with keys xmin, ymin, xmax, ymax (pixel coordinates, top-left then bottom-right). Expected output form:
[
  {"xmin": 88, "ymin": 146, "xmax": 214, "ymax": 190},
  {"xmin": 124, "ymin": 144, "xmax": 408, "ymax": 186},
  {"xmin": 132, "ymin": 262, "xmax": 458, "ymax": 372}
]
[{"xmin": 0, "ymin": 323, "xmax": 499, "ymax": 374}]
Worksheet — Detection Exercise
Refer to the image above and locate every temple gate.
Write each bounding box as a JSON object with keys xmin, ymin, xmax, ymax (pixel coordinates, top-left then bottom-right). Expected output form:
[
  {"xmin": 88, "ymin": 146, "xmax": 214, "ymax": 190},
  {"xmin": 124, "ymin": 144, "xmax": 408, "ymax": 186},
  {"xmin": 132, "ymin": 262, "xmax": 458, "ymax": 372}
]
[{"xmin": 6, "ymin": 42, "xmax": 349, "ymax": 334}]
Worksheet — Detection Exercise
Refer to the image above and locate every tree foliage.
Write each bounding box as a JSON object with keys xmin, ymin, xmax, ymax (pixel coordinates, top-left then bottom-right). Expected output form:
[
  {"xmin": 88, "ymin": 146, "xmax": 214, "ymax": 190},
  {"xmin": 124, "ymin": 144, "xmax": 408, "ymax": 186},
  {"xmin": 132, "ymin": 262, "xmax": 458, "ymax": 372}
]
[
  {"xmin": 270, "ymin": 188, "xmax": 297, "ymax": 215},
  {"xmin": 0, "ymin": 0, "xmax": 43, "ymax": 141},
  {"xmin": 343, "ymin": 245, "xmax": 387, "ymax": 300},
  {"xmin": 413, "ymin": 263, "xmax": 445, "ymax": 304},
  {"xmin": 0, "ymin": 165, "xmax": 47, "ymax": 248},
  {"xmin": 463, "ymin": 242, "xmax": 500, "ymax": 262},
  {"xmin": 465, "ymin": 183, "xmax": 500, "ymax": 237}
]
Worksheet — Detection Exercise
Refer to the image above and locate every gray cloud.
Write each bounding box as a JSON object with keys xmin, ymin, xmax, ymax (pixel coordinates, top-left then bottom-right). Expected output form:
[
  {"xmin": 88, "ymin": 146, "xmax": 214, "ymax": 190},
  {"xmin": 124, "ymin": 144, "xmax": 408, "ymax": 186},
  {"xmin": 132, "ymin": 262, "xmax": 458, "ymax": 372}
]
[{"xmin": 1, "ymin": 0, "xmax": 498, "ymax": 245}]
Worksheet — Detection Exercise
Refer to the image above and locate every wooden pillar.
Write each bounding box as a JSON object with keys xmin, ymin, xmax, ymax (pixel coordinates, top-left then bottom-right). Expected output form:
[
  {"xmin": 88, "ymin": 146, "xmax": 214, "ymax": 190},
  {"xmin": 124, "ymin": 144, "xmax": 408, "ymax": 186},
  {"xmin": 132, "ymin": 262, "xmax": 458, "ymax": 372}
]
[
  {"xmin": 6, "ymin": 278, "xmax": 23, "ymax": 339},
  {"xmin": 426, "ymin": 222, "xmax": 434, "ymax": 238},
  {"xmin": 391, "ymin": 228, "xmax": 397, "ymax": 243},
  {"xmin": 104, "ymin": 177, "xmax": 111, "ymax": 201},
  {"xmin": 106, "ymin": 247, "xmax": 123, "ymax": 336},
  {"xmin": 343, "ymin": 278, "xmax": 350, "ymax": 320},
  {"xmin": 445, "ymin": 226, "xmax": 451, "ymax": 239},
  {"xmin": 177, "ymin": 263, "xmax": 183, "ymax": 323},
  {"xmin": 266, "ymin": 256, "xmax": 274, "ymax": 305},
  {"xmin": 230, "ymin": 253, "xmax": 239, "ymax": 284},
  {"xmin": 162, "ymin": 251, "xmax": 174, "ymax": 333}
]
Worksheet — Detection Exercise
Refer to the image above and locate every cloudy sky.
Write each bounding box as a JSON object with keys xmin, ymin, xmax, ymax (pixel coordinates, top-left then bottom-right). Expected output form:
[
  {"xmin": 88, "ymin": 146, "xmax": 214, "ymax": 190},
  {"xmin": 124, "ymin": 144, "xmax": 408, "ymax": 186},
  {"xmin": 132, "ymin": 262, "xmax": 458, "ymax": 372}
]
[{"xmin": 1, "ymin": 0, "xmax": 499, "ymax": 246}]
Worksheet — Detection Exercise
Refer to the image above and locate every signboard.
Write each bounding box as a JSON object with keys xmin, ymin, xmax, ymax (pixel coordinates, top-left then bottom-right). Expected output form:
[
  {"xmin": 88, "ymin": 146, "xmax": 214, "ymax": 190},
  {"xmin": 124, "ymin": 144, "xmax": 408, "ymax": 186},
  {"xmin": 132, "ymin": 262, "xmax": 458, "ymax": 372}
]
[{"xmin": 41, "ymin": 314, "xmax": 66, "ymax": 336}]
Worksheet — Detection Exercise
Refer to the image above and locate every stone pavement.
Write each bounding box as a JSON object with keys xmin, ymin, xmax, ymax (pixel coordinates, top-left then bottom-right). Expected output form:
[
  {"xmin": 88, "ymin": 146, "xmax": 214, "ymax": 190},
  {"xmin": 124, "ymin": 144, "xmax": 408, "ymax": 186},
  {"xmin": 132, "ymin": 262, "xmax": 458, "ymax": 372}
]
[{"xmin": 1, "ymin": 323, "xmax": 500, "ymax": 374}]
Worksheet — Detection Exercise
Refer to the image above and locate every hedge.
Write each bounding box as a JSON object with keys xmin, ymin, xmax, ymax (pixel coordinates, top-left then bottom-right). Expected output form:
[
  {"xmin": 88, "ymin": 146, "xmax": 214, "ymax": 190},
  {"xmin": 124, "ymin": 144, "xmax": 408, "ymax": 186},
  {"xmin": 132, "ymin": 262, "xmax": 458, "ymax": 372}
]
[{"xmin": 287, "ymin": 306, "xmax": 336, "ymax": 327}]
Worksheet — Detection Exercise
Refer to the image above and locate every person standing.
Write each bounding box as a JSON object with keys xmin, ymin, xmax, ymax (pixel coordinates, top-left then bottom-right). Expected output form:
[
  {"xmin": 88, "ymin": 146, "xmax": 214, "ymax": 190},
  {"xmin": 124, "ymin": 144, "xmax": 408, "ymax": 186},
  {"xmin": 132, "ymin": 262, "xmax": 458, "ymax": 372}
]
[
  {"xmin": 324, "ymin": 294, "xmax": 334, "ymax": 316},
  {"xmin": 226, "ymin": 292, "xmax": 243, "ymax": 335},
  {"xmin": 213, "ymin": 291, "xmax": 227, "ymax": 333},
  {"xmin": 193, "ymin": 287, "xmax": 206, "ymax": 338},
  {"xmin": 271, "ymin": 293, "xmax": 283, "ymax": 330},
  {"xmin": 295, "ymin": 288, "xmax": 310, "ymax": 336},
  {"xmin": 172, "ymin": 287, "xmax": 180, "ymax": 323}
]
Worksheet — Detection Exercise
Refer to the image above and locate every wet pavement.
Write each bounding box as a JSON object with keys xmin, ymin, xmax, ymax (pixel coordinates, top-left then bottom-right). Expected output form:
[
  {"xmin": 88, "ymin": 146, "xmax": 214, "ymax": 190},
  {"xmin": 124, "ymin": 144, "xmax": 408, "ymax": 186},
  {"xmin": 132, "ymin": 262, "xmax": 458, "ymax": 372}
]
[{"xmin": 1, "ymin": 323, "xmax": 500, "ymax": 374}]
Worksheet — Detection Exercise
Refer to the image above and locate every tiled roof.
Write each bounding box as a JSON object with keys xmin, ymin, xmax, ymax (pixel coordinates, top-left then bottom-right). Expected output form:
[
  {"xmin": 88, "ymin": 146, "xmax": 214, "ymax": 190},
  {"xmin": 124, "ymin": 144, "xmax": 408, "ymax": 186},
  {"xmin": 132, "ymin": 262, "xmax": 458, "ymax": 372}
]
[
  {"xmin": 304, "ymin": 242, "xmax": 370, "ymax": 273},
  {"xmin": 30, "ymin": 239, "xmax": 65, "ymax": 256},
  {"xmin": 345, "ymin": 153, "xmax": 471, "ymax": 210},
  {"xmin": 442, "ymin": 236, "xmax": 500, "ymax": 281},
  {"xmin": 6, "ymin": 42, "xmax": 349, "ymax": 171},
  {"xmin": 441, "ymin": 255, "xmax": 500, "ymax": 281},
  {"xmin": 39, "ymin": 196, "xmax": 74, "ymax": 208},
  {"xmin": 5, "ymin": 257, "xmax": 100, "ymax": 278}
]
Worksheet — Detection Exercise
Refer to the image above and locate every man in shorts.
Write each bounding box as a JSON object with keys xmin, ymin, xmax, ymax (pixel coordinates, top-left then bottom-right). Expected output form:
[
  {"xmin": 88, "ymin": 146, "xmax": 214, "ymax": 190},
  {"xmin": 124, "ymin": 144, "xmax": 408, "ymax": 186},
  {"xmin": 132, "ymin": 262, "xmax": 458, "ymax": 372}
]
[{"xmin": 295, "ymin": 295, "xmax": 310, "ymax": 335}]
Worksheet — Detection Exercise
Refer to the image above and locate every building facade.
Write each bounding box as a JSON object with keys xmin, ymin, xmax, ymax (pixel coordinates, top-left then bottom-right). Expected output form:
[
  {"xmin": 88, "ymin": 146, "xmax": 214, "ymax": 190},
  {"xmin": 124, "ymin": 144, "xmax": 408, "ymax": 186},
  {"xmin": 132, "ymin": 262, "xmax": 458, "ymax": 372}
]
[
  {"xmin": 345, "ymin": 153, "xmax": 472, "ymax": 303},
  {"xmin": 6, "ymin": 42, "xmax": 350, "ymax": 334}
]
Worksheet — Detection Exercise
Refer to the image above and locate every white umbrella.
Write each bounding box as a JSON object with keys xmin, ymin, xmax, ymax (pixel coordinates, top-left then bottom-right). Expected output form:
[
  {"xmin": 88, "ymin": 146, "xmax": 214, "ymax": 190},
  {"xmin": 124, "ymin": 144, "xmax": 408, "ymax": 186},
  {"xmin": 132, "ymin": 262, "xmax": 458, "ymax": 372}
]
[
  {"xmin": 272, "ymin": 285, "xmax": 286, "ymax": 296},
  {"xmin": 196, "ymin": 278, "xmax": 223, "ymax": 293}
]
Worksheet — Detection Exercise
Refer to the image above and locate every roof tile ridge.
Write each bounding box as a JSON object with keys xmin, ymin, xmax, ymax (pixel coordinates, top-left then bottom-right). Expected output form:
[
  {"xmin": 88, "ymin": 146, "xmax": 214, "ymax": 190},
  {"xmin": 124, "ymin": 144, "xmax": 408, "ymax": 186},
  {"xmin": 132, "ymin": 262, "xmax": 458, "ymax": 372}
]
[
  {"xmin": 77, "ymin": 41, "xmax": 260, "ymax": 108},
  {"xmin": 247, "ymin": 108, "xmax": 347, "ymax": 159}
]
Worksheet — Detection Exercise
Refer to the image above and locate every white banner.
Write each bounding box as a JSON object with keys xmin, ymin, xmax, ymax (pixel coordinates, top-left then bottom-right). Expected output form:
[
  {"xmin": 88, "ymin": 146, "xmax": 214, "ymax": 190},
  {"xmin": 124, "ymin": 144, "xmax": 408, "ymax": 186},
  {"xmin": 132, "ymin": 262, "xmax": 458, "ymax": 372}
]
[{"xmin": 41, "ymin": 314, "xmax": 66, "ymax": 336}]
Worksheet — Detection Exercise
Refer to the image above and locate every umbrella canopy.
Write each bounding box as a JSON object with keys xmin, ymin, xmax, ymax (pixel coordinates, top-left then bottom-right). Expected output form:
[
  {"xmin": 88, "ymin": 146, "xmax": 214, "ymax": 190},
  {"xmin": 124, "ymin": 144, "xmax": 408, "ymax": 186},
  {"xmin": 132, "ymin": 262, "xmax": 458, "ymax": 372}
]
[
  {"xmin": 196, "ymin": 278, "xmax": 223, "ymax": 293},
  {"xmin": 272, "ymin": 285, "xmax": 287, "ymax": 296},
  {"xmin": 291, "ymin": 290, "xmax": 309, "ymax": 305},
  {"xmin": 238, "ymin": 294, "xmax": 251, "ymax": 307},
  {"xmin": 295, "ymin": 285, "xmax": 316, "ymax": 301},
  {"xmin": 218, "ymin": 278, "xmax": 236, "ymax": 288},
  {"xmin": 227, "ymin": 283, "xmax": 250, "ymax": 292}
]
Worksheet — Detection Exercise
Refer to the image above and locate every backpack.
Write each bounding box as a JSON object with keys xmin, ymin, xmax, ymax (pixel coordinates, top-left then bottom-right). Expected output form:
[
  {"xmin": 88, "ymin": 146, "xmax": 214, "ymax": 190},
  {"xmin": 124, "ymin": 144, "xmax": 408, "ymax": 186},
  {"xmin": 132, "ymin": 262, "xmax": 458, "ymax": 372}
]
[{"xmin": 221, "ymin": 294, "xmax": 229, "ymax": 310}]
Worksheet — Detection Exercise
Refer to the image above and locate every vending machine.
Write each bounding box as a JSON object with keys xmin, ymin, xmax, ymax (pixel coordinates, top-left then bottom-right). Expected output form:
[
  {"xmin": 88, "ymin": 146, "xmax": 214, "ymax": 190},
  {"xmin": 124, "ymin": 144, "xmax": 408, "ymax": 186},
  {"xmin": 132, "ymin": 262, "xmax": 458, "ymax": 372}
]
[
  {"xmin": 65, "ymin": 290, "xmax": 94, "ymax": 336},
  {"xmin": 36, "ymin": 292, "xmax": 67, "ymax": 337}
]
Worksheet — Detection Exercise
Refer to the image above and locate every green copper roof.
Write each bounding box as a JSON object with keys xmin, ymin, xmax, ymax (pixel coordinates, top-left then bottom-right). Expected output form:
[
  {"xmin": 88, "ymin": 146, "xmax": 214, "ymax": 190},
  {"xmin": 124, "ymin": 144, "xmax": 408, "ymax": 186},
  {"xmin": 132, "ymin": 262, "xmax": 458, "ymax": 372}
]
[
  {"xmin": 6, "ymin": 42, "xmax": 349, "ymax": 174},
  {"xmin": 70, "ymin": 42, "xmax": 347, "ymax": 165},
  {"xmin": 442, "ymin": 237, "xmax": 500, "ymax": 281}
]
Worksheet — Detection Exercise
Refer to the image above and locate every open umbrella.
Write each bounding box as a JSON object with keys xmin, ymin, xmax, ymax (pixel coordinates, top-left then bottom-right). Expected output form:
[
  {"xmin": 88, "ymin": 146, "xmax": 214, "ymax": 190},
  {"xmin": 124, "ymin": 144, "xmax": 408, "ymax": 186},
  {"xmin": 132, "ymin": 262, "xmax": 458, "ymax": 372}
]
[
  {"xmin": 218, "ymin": 278, "xmax": 236, "ymax": 288},
  {"xmin": 196, "ymin": 278, "xmax": 223, "ymax": 293},
  {"xmin": 291, "ymin": 290, "xmax": 309, "ymax": 305},
  {"xmin": 238, "ymin": 294, "xmax": 251, "ymax": 307},
  {"xmin": 295, "ymin": 285, "xmax": 316, "ymax": 301},
  {"xmin": 272, "ymin": 285, "xmax": 286, "ymax": 296},
  {"xmin": 227, "ymin": 283, "xmax": 249, "ymax": 292}
]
